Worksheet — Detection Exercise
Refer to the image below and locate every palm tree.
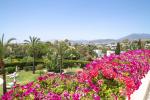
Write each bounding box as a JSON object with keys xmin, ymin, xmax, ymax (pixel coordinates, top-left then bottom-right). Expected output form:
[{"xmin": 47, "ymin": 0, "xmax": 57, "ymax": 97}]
[
  {"xmin": 0, "ymin": 34, "xmax": 15, "ymax": 94},
  {"xmin": 24, "ymin": 36, "xmax": 40, "ymax": 74}
]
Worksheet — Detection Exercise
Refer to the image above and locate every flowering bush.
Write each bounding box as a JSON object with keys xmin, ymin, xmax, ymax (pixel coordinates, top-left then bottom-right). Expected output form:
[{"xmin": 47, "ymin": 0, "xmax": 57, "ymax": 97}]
[{"xmin": 2, "ymin": 50, "xmax": 150, "ymax": 100}]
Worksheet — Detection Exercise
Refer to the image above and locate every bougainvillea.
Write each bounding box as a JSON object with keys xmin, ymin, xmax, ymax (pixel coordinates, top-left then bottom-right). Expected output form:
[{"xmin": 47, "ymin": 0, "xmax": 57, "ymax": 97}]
[{"xmin": 2, "ymin": 50, "xmax": 150, "ymax": 100}]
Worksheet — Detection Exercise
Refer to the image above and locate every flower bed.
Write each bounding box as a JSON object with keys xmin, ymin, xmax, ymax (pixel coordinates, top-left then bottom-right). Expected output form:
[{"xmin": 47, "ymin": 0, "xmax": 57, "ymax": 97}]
[{"xmin": 2, "ymin": 50, "xmax": 150, "ymax": 100}]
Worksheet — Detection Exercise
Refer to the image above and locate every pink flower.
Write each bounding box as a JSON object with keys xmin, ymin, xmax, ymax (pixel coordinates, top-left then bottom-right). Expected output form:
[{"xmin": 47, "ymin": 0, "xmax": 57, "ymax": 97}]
[
  {"xmin": 90, "ymin": 70, "xmax": 98, "ymax": 78},
  {"xmin": 72, "ymin": 93, "xmax": 80, "ymax": 100},
  {"xmin": 93, "ymin": 86, "xmax": 100, "ymax": 93},
  {"xmin": 93, "ymin": 94, "xmax": 100, "ymax": 100},
  {"xmin": 97, "ymin": 79, "xmax": 103, "ymax": 86}
]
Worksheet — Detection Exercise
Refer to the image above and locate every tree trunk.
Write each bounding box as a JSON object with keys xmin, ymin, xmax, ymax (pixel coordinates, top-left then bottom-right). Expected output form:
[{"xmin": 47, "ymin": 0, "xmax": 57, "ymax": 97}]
[
  {"xmin": 0, "ymin": 59, "xmax": 7, "ymax": 94},
  {"xmin": 33, "ymin": 53, "xmax": 35, "ymax": 74},
  {"xmin": 60, "ymin": 54, "xmax": 63, "ymax": 74},
  {"xmin": 3, "ymin": 69, "xmax": 7, "ymax": 94}
]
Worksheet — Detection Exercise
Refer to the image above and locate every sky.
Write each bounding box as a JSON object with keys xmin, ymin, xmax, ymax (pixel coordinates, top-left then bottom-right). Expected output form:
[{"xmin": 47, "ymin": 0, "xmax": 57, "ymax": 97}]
[{"xmin": 0, "ymin": 0, "xmax": 150, "ymax": 42}]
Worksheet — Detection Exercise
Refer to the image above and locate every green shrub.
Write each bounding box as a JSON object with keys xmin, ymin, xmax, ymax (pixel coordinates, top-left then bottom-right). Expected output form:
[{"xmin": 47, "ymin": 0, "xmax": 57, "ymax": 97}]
[
  {"xmin": 36, "ymin": 70, "xmax": 45, "ymax": 76},
  {"xmin": 5, "ymin": 60, "xmax": 44, "ymax": 69},
  {"xmin": 115, "ymin": 42, "xmax": 121, "ymax": 55},
  {"xmin": 36, "ymin": 64, "xmax": 44, "ymax": 70},
  {"xmin": 47, "ymin": 69, "xmax": 63, "ymax": 73},
  {"xmin": 24, "ymin": 66, "xmax": 32, "ymax": 71},
  {"xmin": 4, "ymin": 59, "xmax": 88, "ymax": 71},
  {"xmin": 63, "ymin": 60, "xmax": 89, "ymax": 68},
  {"xmin": 6, "ymin": 67, "xmax": 16, "ymax": 74}
]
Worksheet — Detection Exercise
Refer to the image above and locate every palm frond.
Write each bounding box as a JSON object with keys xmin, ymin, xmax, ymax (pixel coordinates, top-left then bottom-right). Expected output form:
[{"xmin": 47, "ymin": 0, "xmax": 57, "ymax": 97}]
[
  {"xmin": 6, "ymin": 38, "xmax": 16, "ymax": 45},
  {"xmin": 36, "ymin": 38, "xmax": 40, "ymax": 42},
  {"xmin": 29, "ymin": 36, "xmax": 33, "ymax": 43},
  {"xmin": 0, "ymin": 40, "xmax": 2, "ymax": 46},
  {"xmin": 24, "ymin": 40, "xmax": 30, "ymax": 43},
  {"xmin": 1, "ymin": 33, "xmax": 4, "ymax": 45},
  {"xmin": 0, "ymin": 34, "xmax": 15, "ymax": 58}
]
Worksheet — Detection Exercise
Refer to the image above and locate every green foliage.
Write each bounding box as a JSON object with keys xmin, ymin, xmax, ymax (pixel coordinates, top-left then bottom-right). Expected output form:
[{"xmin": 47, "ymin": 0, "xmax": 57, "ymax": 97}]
[
  {"xmin": 87, "ymin": 44, "xmax": 98, "ymax": 57},
  {"xmin": 64, "ymin": 46, "xmax": 80, "ymax": 60},
  {"xmin": 5, "ymin": 67, "xmax": 16, "ymax": 74},
  {"xmin": 24, "ymin": 66, "xmax": 32, "ymax": 71},
  {"xmin": 63, "ymin": 60, "xmax": 89, "ymax": 68},
  {"xmin": 102, "ymin": 47, "xmax": 107, "ymax": 54},
  {"xmin": 138, "ymin": 39, "xmax": 142, "ymax": 49},
  {"xmin": 3, "ymin": 57, "xmax": 12, "ymax": 63},
  {"xmin": 0, "ymin": 34, "xmax": 16, "ymax": 94},
  {"xmin": 24, "ymin": 36, "xmax": 41, "ymax": 74},
  {"xmin": 36, "ymin": 64, "xmax": 44, "ymax": 70},
  {"xmin": 130, "ymin": 43, "xmax": 138, "ymax": 50},
  {"xmin": 36, "ymin": 70, "xmax": 45, "ymax": 76},
  {"xmin": 115, "ymin": 42, "xmax": 121, "ymax": 55},
  {"xmin": 4, "ymin": 58, "xmax": 88, "ymax": 71},
  {"xmin": 0, "ymin": 34, "xmax": 16, "ymax": 59},
  {"xmin": 21, "ymin": 56, "xmax": 33, "ymax": 62},
  {"xmin": 5, "ymin": 60, "xmax": 43, "ymax": 70},
  {"xmin": 54, "ymin": 41, "xmax": 69, "ymax": 73},
  {"xmin": 43, "ymin": 47, "xmax": 58, "ymax": 71}
]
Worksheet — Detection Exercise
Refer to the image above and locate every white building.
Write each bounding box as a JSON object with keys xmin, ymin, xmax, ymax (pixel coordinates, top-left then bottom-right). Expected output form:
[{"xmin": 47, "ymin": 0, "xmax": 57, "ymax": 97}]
[
  {"xmin": 93, "ymin": 49, "xmax": 103, "ymax": 57},
  {"xmin": 145, "ymin": 43, "xmax": 150, "ymax": 49},
  {"xmin": 106, "ymin": 50, "xmax": 126, "ymax": 56},
  {"xmin": 107, "ymin": 50, "xmax": 115, "ymax": 56}
]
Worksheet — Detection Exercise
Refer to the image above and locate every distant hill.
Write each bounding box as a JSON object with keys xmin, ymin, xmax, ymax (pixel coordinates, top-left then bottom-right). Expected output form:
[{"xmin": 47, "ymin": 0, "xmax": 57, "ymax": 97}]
[
  {"xmin": 70, "ymin": 39, "xmax": 116, "ymax": 44},
  {"xmin": 70, "ymin": 40, "xmax": 89, "ymax": 44},
  {"xmin": 69, "ymin": 33, "xmax": 150, "ymax": 44},
  {"xmin": 90, "ymin": 39, "xmax": 116, "ymax": 44},
  {"xmin": 118, "ymin": 33, "xmax": 150, "ymax": 41}
]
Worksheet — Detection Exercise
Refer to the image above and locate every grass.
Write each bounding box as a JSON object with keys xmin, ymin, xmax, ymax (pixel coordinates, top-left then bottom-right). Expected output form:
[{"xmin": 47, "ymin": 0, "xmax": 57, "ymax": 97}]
[
  {"xmin": 63, "ymin": 66, "xmax": 83, "ymax": 74},
  {"xmin": 0, "ymin": 70, "xmax": 41, "ymax": 96}
]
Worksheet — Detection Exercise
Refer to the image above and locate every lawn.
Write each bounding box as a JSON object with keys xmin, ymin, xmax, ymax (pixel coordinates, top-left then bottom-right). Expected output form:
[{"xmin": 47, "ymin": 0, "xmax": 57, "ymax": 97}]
[
  {"xmin": 0, "ymin": 70, "xmax": 40, "ymax": 96},
  {"xmin": 63, "ymin": 67, "xmax": 83, "ymax": 74}
]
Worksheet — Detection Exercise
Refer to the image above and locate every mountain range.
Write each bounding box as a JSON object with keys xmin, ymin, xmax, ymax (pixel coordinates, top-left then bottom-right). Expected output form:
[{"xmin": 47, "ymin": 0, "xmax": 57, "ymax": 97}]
[{"xmin": 70, "ymin": 33, "xmax": 150, "ymax": 44}]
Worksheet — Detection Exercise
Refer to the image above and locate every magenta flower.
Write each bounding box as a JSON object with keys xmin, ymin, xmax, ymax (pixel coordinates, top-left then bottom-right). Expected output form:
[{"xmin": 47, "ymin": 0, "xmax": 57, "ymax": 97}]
[
  {"xmin": 93, "ymin": 94, "xmax": 100, "ymax": 100},
  {"xmin": 72, "ymin": 93, "xmax": 80, "ymax": 100}
]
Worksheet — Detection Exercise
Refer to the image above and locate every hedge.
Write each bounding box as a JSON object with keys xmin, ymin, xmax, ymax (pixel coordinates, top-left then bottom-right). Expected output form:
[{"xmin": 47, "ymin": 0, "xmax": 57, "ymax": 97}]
[
  {"xmin": 5, "ymin": 61, "xmax": 44, "ymax": 70},
  {"xmin": 63, "ymin": 60, "xmax": 89, "ymax": 68},
  {"xmin": 5, "ymin": 67, "xmax": 16, "ymax": 74},
  {"xmin": 4, "ymin": 60, "xmax": 89, "ymax": 69}
]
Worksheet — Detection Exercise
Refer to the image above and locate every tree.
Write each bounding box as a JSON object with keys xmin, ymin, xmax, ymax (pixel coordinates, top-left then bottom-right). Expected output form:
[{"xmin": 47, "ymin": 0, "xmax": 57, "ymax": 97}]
[
  {"xmin": 138, "ymin": 39, "xmax": 142, "ymax": 49},
  {"xmin": 43, "ymin": 47, "xmax": 58, "ymax": 71},
  {"xmin": 64, "ymin": 46, "xmax": 80, "ymax": 60},
  {"xmin": 74, "ymin": 44, "xmax": 88, "ymax": 60},
  {"xmin": 5, "ymin": 43, "xmax": 28, "ymax": 58},
  {"xmin": 34, "ymin": 43, "xmax": 48, "ymax": 58},
  {"xmin": 115, "ymin": 42, "xmax": 121, "ymax": 55},
  {"xmin": 53, "ymin": 41, "xmax": 68, "ymax": 73},
  {"xmin": 24, "ymin": 36, "xmax": 40, "ymax": 74},
  {"xmin": 86, "ymin": 44, "xmax": 97, "ymax": 58},
  {"xmin": 0, "ymin": 34, "xmax": 15, "ymax": 94}
]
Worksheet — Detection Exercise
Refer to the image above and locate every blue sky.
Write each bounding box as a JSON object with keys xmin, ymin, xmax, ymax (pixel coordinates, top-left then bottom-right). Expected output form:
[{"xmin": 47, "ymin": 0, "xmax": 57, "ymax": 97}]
[{"xmin": 0, "ymin": 0, "xmax": 150, "ymax": 42}]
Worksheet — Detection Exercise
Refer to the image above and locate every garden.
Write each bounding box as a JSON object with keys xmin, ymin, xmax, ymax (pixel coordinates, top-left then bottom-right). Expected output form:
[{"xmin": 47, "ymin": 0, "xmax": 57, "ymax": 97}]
[{"xmin": 1, "ymin": 49, "xmax": 150, "ymax": 100}]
